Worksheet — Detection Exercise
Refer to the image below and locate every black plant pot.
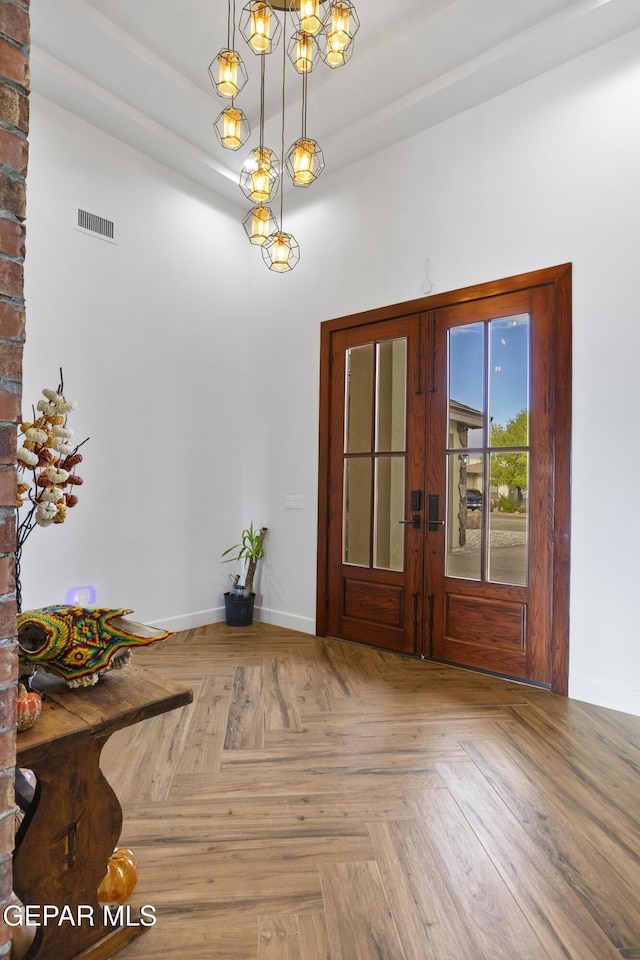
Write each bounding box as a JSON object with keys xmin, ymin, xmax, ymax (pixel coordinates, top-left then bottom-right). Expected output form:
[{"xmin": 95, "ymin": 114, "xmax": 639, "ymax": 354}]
[{"xmin": 224, "ymin": 591, "xmax": 256, "ymax": 627}]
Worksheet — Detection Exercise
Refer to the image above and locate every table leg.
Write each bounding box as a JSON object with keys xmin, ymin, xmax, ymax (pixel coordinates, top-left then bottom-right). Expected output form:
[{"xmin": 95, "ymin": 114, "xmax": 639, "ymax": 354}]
[{"xmin": 13, "ymin": 735, "xmax": 145, "ymax": 960}]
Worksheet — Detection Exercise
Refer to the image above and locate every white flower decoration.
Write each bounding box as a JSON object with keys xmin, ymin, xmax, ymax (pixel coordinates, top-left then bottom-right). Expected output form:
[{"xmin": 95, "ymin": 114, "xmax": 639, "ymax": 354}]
[
  {"xmin": 17, "ymin": 448, "xmax": 39, "ymax": 466},
  {"xmin": 52, "ymin": 425, "xmax": 73, "ymax": 439},
  {"xmin": 55, "ymin": 399, "xmax": 77, "ymax": 413},
  {"xmin": 36, "ymin": 400, "xmax": 57, "ymax": 416}
]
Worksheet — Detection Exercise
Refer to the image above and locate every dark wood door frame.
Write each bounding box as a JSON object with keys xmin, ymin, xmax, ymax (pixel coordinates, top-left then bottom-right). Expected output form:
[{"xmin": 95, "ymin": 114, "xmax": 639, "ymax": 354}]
[{"xmin": 317, "ymin": 264, "xmax": 572, "ymax": 695}]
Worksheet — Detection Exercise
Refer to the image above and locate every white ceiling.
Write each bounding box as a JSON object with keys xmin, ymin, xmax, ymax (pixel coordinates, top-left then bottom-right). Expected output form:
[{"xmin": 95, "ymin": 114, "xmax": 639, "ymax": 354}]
[{"xmin": 30, "ymin": 0, "xmax": 640, "ymax": 211}]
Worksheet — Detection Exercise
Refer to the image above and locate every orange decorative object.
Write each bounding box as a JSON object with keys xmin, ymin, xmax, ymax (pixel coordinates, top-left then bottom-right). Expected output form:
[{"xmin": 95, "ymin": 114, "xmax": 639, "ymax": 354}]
[
  {"xmin": 16, "ymin": 683, "xmax": 42, "ymax": 732},
  {"xmin": 97, "ymin": 847, "xmax": 138, "ymax": 905}
]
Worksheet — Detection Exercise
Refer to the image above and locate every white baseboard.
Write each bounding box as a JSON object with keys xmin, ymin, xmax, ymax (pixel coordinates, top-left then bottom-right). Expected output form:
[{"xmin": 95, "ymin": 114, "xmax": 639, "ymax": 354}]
[
  {"xmin": 254, "ymin": 605, "xmax": 316, "ymax": 635},
  {"xmin": 149, "ymin": 605, "xmax": 315, "ymax": 636},
  {"xmin": 569, "ymin": 674, "xmax": 640, "ymax": 718},
  {"xmin": 149, "ymin": 607, "xmax": 224, "ymax": 633}
]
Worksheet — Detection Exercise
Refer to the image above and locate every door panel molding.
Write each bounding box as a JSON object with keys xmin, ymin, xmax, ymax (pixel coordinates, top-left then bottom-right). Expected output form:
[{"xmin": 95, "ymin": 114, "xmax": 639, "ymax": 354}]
[{"xmin": 317, "ymin": 264, "xmax": 571, "ymax": 695}]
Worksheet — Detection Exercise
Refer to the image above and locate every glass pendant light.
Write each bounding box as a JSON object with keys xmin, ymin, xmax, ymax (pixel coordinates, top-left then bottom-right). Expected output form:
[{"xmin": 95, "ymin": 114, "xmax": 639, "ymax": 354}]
[
  {"xmin": 262, "ymin": 230, "xmax": 300, "ymax": 271},
  {"xmin": 240, "ymin": 145, "xmax": 279, "ymax": 203},
  {"xmin": 263, "ymin": 4, "xmax": 299, "ymax": 272},
  {"xmin": 287, "ymin": 29, "xmax": 319, "ymax": 74},
  {"xmin": 209, "ymin": 48, "xmax": 248, "ymax": 97},
  {"xmin": 285, "ymin": 67, "xmax": 324, "ymax": 186},
  {"xmin": 321, "ymin": 0, "xmax": 359, "ymax": 68},
  {"xmin": 251, "ymin": 1, "xmax": 271, "ymax": 51},
  {"xmin": 208, "ymin": 0, "xmax": 361, "ymax": 270},
  {"xmin": 297, "ymin": 0, "xmax": 322, "ymax": 36},
  {"xmin": 286, "ymin": 136, "xmax": 324, "ymax": 186},
  {"xmin": 239, "ymin": 55, "xmax": 280, "ymax": 203},
  {"xmin": 214, "ymin": 105, "xmax": 251, "ymax": 150},
  {"xmin": 209, "ymin": 0, "xmax": 248, "ymax": 97},
  {"xmin": 329, "ymin": 0, "xmax": 352, "ymax": 46},
  {"xmin": 240, "ymin": 0, "xmax": 282, "ymax": 55},
  {"xmin": 323, "ymin": 39, "xmax": 344, "ymax": 68},
  {"xmin": 243, "ymin": 204, "xmax": 278, "ymax": 244}
]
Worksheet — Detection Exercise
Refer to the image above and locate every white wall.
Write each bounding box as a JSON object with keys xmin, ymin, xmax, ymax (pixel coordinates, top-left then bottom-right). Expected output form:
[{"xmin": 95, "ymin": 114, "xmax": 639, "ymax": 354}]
[
  {"xmin": 22, "ymin": 95, "xmax": 251, "ymax": 629},
  {"xmin": 23, "ymin": 27, "xmax": 640, "ymax": 715},
  {"xmin": 242, "ymin": 27, "xmax": 640, "ymax": 714}
]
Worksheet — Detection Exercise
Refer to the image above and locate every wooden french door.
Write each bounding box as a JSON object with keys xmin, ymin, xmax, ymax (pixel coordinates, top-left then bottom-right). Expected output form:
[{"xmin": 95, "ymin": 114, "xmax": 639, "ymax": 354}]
[
  {"xmin": 317, "ymin": 266, "xmax": 571, "ymax": 693},
  {"xmin": 323, "ymin": 315, "xmax": 426, "ymax": 654}
]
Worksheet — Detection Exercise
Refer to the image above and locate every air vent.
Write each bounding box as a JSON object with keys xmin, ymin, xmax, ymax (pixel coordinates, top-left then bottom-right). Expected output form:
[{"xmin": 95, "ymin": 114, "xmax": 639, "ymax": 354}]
[{"xmin": 74, "ymin": 207, "xmax": 118, "ymax": 244}]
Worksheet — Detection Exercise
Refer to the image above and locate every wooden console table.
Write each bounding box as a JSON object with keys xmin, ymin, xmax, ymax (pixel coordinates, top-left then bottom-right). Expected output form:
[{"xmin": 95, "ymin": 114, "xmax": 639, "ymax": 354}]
[{"xmin": 14, "ymin": 664, "xmax": 192, "ymax": 960}]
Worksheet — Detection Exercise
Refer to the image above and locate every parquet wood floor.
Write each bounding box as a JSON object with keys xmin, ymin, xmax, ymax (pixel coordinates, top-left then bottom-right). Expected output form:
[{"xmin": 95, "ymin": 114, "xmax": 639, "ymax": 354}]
[{"xmin": 100, "ymin": 622, "xmax": 640, "ymax": 960}]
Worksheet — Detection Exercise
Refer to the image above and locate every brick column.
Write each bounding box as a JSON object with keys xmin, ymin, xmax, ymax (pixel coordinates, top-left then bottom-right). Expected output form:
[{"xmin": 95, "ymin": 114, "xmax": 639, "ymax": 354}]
[{"xmin": 0, "ymin": 0, "xmax": 28, "ymax": 954}]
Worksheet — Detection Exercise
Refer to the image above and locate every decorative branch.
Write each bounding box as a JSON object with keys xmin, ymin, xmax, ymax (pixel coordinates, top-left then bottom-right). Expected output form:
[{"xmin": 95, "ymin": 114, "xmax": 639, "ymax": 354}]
[{"xmin": 15, "ymin": 370, "xmax": 88, "ymax": 611}]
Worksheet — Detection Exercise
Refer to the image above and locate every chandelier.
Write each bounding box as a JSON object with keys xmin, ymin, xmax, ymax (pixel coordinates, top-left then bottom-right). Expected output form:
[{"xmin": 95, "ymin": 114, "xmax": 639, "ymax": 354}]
[{"xmin": 210, "ymin": 0, "xmax": 360, "ymax": 272}]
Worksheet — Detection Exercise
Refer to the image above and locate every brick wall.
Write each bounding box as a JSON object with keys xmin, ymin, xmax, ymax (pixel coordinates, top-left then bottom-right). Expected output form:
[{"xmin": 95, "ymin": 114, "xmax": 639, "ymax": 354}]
[{"xmin": 0, "ymin": 0, "xmax": 28, "ymax": 954}]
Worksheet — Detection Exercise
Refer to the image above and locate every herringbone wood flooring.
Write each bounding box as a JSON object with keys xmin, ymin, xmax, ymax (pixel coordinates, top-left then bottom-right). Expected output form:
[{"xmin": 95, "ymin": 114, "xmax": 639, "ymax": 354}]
[{"xmin": 101, "ymin": 623, "xmax": 640, "ymax": 960}]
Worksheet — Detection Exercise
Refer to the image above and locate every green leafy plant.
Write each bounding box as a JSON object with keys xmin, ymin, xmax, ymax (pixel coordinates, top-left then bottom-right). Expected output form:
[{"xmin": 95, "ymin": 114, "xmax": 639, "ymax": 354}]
[{"xmin": 222, "ymin": 523, "xmax": 268, "ymax": 598}]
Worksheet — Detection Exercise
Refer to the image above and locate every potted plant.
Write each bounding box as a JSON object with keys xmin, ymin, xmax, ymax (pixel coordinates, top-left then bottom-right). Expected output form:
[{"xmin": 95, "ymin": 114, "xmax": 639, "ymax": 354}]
[{"xmin": 221, "ymin": 523, "xmax": 268, "ymax": 626}]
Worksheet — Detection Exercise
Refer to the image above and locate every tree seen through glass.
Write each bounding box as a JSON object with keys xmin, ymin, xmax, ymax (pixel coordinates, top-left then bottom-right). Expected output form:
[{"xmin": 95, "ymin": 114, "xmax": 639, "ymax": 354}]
[{"xmin": 490, "ymin": 408, "xmax": 528, "ymax": 509}]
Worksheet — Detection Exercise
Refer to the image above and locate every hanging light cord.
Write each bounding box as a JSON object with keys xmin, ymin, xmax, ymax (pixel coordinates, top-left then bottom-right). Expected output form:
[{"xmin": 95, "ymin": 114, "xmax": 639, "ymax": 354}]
[
  {"xmin": 259, "ymin": 52, "xmax": 266, "ymax": 151},
  {"xmin": 301, "ymin": 63, "xmax": 308, "ymax": 141},
  {"xmin": 279, "ymin": 7, "xmax": 287, "ymax": 228},
  {"xmin": 228, "ymin": 0, "xmax": 237, "ymax": 106}
]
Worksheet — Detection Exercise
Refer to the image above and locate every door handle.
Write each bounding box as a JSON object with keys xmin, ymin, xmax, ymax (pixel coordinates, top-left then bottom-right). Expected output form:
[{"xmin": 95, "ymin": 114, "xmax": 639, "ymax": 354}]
[
  {"xmin": 399, "ymin": 515, "xmax": 421, "ymax": 529},
  {"xmin": 428, "ymin": 494, "xmax": 444, "ymax": 531}
]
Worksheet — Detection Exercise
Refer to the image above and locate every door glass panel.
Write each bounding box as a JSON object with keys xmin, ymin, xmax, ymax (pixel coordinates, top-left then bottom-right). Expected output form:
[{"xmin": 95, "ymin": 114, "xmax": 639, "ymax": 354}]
[
  {"xmin": 489, "ymin": 315, "xmax": 530, "ymax": 447},
  {"xmin": 446, "ymin": 453, "xmax": 482, "ymax": 580},
  {"xmin": 374, "ymin": 456, "xmax": 405, "ymax": 571},
  {"xmin": 376, "ymin": 339, "xmax": 407, "ymax": 452},
  {"xmin": 448, "ymin": 323, "xmax": 484, "ymax": 449},
  {"xmin": 446, "ymin": 316, "xmax": 531, "ymax": 587},
  {"xmin": 345, "ymin": 344, "xmax": 374, "ymax": 453},
  {"xmin": 489, "ymin": 451, "xmax": 528, "ymax": 585},
  {"xmin": 343, "ymin": 458, "xmax": 371, "ymax": 566},
  {"xmin": 344, "ymin": 336, "xmax": 408, "ymax": 570}
]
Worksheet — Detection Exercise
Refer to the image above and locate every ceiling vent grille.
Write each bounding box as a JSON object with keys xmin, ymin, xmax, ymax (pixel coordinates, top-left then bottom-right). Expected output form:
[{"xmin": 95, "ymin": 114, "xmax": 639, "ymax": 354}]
[{"xmin": 74, "ymin": 207, "xmax": 118, "ymax": 244}]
